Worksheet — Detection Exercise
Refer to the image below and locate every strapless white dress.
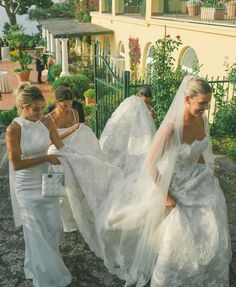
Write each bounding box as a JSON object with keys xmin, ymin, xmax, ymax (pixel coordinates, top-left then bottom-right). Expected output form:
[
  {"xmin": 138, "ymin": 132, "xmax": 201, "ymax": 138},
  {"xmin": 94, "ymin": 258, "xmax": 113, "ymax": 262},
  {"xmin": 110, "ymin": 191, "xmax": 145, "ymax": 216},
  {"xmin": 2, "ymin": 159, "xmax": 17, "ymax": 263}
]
[{"xmin": 12, "ymin": 117, "xmax": 71, "ymax": 287}]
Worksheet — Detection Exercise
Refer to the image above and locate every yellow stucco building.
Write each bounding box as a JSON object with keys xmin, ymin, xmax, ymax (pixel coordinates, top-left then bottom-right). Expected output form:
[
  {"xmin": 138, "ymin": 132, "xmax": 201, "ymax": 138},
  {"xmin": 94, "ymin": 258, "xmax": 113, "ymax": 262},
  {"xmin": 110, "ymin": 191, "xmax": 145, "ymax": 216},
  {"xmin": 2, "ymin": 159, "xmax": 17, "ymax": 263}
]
[{"xmin": 91, "ymin": 0, "xmax": 236, "ymax": 79}]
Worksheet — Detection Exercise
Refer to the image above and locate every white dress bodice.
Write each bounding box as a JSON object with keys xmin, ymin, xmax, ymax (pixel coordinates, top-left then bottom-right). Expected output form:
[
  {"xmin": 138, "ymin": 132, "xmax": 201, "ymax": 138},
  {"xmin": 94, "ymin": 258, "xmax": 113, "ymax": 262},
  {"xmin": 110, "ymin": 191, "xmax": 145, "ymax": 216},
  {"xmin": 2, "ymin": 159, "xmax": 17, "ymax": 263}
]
[
  {"xmin": 13, "ymin": 117, "xmax": 50, "ymax": 198},
  {"xmin": 14, "ymin": 117, "xmax": 50, "ymax": 158}
]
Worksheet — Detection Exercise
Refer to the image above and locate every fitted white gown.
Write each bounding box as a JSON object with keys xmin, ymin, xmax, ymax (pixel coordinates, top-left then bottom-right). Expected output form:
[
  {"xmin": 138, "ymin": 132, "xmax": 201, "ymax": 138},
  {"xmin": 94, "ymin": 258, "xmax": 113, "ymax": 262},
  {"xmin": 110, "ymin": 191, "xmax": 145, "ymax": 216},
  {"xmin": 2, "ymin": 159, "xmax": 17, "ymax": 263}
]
[{"xmin": 12, "ymin": 117, "xmax": 71, "ymax": 287}]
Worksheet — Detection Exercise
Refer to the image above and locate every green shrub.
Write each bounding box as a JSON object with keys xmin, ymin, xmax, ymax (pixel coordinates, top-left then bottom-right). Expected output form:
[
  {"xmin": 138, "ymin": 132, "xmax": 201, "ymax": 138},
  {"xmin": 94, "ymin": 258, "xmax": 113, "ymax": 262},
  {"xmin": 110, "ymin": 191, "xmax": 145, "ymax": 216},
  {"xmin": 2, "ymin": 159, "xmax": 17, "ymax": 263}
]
[
  {"xmin": 80, "ymin": 66, "xmax": 94, "ymax": 82},
  {"xmin": 0, "ymin": 107, "xmax": 18, "ymax": 126},
  {"xmin": 212, "ymin": 138, "xmax": 236, "ymax": 161},
  {"xmin": 211, "ymin": 101, "xmax": 236, "ymax": 139},
  {"xmin": 84, "ymin": 88, "xmax": 95, "ymax": 99},
  {"xmin": 82, "ymin": 102, "xmax": 96, "ymax": 131},
  {"xmin": 52, "ymin": 75, "xmax": 89, "ymax": 100},
  {"xmin": 51, "ymin": 64, "xmax": 62, "ymax": 79}
]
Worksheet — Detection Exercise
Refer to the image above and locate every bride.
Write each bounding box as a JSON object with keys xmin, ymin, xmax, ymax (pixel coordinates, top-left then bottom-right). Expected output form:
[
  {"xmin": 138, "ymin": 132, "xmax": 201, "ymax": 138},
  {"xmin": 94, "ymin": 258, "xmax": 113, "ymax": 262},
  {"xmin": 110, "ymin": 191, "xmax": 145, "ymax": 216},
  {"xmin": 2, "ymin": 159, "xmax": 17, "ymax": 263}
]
[{"xmin": 51, "ymin": 76, "xmax": 231, "ymax": 286}]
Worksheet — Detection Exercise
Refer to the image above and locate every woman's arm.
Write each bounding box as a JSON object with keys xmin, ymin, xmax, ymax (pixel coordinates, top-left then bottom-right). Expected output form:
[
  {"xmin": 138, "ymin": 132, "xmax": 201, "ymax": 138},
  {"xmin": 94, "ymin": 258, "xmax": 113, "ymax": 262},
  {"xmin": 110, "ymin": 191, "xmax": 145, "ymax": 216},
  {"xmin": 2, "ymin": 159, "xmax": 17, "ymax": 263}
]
[
  {"xmin": 6, "ymin": 123, "xmax": 60, "ymax": 170},
  {"xmin": 42, "ymin": 116, "xmax": 64, "ymax": 149},
  {"xmin": 58, "ymin": 123, "xmax": 80, "ymax": 140}
]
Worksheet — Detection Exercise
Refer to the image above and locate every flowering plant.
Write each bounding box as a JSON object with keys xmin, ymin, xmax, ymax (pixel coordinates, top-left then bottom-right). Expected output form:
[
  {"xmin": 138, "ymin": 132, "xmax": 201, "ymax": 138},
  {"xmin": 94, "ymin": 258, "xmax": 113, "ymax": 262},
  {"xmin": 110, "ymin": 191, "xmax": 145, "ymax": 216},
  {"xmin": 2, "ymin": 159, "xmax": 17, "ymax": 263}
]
[
  {"xmin": 129, "ymin": 37, "xmax": 141, "ymax": 81},
  {"xmin": 149, "ymin": 35, "xmax": 187, "ymax": 126}
]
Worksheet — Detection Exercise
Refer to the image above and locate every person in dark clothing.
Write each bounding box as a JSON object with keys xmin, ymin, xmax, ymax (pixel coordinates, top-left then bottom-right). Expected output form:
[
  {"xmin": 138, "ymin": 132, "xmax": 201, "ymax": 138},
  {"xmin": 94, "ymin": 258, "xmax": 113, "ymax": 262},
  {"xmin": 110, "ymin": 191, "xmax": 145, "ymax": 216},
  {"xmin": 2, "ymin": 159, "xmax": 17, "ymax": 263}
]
[
  {"xmin": 35, "ymin": 54, "xmax": 44, "ymax": 84},
  {"xmin": 47, "ymin": 96, "xmax": 85, "ymax": 123}
]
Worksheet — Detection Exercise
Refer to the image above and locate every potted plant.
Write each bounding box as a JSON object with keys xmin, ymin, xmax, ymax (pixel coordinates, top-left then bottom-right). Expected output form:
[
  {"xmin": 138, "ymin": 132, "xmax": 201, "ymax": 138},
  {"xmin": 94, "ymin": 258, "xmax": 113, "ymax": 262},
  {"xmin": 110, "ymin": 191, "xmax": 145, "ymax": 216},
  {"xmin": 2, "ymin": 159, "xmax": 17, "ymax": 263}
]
[
  {"xmin": 186, "ymin": 0, "xmax": 201, "ymax": 16},
  {"xmin": 201, "ymin": 0, "xmax": 225, "ymax": 20},
  {"xmin": 226, "ymin": 0, "xmax": 236, "ymax": 18},
  {"xmin": 5, "ymin": 25, "xmax": 32, "ymax": 82},
  {"xmin": 84, "ymin": 88, "xmax": 95, "ymax": 106}
]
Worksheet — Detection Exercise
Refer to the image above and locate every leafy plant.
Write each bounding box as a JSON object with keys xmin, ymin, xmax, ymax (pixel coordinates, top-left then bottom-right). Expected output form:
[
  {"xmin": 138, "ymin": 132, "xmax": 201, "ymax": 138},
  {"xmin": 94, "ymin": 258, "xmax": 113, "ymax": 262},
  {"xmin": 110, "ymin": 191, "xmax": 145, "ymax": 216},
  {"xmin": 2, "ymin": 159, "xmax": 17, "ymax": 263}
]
[
  {"xmin": 225, "ymin": 62, "xmax": 236, "ymax": 82},
  {"xmin": 0, "ymin": 107, "xmax": 18, "ymax": 126},
  {"xmin": 51, "ymin": 64, "xmax": 62, "ymax": 79},
  {"xmin": 5, "ymin": 25, "xmax": 32, "ymax": 72},
  {"xmin": 210, "ymin": 100, "xmax": 236, "ymax": 139},
  {"xmin": 129, "ymin": 37, "xmax": 141, "ymax": 81},
  {"xmin": 186, "ymin": 0, "xmax": 201, "ymax": 4},
  {"xmin": 84, "ymin": 88, "xmax": 95, "ymax": 99},
  {"xmin": 52, "ymin": 75, "xmax": 90, "ymax": 100},
  {"xmin": 28, "ymin": 0, "xmax": 74, "ymax": 20},
  {"xmin": 201, "ymin": 0, "xmax": 225, "ymax": 8},
  {"xmin": 149, "ymin": 34, "xmax": 187, "ymax": 126}
]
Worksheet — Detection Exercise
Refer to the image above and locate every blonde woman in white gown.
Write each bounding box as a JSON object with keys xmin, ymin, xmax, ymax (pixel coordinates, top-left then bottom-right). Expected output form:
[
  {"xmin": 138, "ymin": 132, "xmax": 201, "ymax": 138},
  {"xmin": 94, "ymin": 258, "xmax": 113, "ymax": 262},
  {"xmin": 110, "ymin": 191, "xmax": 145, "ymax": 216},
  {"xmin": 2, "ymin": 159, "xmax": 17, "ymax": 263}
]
[
  {"xmin": 55, "ymin": 76, "xmax": 231, "ymax": 286},
  {"xmin": 6, "ymin": 83, "xmax": 71, "ymax": 287}
]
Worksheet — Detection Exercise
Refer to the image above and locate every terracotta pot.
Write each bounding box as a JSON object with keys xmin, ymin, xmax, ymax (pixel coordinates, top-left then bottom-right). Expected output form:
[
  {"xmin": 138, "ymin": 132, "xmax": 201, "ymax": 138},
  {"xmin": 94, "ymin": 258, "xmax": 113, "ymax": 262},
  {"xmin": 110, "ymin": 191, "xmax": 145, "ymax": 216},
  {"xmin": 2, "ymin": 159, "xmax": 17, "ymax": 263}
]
[
  {"xmin": 15, "ymin": 71, "xmax": 31, "ymax": 83},
  {"xmin": 227, "ymin": 1, "xmax": 236, "ymax": 18},
  {"xmin": 187, "ymin": 3, "xmax": 201, "ymax": 16},
  {"xmin": 85, "ymin": 97, "xmax": 95, "ymax": 106},
  {"xmin": 201, "ymin": 7, "xmax": 225, "ymax": 20}
]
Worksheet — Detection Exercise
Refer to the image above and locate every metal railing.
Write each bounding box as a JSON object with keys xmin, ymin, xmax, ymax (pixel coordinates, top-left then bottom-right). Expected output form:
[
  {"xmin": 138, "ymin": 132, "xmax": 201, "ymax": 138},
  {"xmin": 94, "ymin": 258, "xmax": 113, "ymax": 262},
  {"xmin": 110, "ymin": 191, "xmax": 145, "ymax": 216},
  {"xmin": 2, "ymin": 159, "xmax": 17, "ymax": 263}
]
[{"xmin": 151, "ymin": 1, "xmax": 236, "ymax": 26}]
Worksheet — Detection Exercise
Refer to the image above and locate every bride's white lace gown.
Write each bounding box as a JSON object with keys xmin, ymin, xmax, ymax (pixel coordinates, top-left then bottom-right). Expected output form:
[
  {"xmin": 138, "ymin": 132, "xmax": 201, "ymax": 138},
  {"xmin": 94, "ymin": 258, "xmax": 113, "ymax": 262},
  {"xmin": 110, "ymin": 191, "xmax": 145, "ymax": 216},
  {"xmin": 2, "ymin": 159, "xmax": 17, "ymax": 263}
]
[
  {"xmin": 55, "ymin": 131, "xmax": 231, "ymax": 287},
  {"xmin": 150, "ymin": 136, "xmax": 231, "ymax": 286}
]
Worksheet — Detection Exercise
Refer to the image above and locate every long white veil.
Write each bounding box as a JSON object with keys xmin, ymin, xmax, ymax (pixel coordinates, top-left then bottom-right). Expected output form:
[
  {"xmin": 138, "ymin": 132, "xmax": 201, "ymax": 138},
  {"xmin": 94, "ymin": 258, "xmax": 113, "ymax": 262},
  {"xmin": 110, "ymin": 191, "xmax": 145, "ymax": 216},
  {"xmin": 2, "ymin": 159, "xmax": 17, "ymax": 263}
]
[{"xmin": 55, "ymin": 75, "xmax": 214, "ymax": 286}]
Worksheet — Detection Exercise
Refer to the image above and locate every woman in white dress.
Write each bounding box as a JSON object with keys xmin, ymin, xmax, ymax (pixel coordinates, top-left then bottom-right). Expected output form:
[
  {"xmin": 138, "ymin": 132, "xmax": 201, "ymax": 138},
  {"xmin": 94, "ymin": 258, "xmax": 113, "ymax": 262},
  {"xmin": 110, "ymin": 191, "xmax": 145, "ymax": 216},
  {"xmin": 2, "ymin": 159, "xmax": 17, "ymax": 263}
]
[
  {"xmin": 56, "ymin": 76, "xmax": 231, "ymax": 286},
  {"xmin": 6, "ymin": 83, "xmax": 72, "ymax": 287}
]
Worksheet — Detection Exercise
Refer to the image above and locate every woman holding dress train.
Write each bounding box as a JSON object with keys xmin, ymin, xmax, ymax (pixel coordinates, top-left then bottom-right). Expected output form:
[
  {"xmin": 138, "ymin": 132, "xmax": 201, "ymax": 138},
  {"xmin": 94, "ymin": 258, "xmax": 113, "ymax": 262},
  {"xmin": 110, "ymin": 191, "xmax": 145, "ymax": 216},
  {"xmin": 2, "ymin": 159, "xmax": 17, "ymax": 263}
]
[{"xmin": 6, "ymin": 83, "xmax": 71, "ymax": 287}]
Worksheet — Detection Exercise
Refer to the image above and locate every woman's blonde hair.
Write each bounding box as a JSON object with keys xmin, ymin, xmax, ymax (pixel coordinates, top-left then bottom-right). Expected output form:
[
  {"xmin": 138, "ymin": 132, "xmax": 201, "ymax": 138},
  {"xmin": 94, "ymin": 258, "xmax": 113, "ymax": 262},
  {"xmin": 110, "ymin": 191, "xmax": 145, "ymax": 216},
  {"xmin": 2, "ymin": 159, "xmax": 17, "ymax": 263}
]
[
  {"xmin": 184, "ymin": 76, "xmax": 212, "ymax": 98},
  {"xmin": 14, "ymin": 82, "xmax": 45, "ymax": 114}
]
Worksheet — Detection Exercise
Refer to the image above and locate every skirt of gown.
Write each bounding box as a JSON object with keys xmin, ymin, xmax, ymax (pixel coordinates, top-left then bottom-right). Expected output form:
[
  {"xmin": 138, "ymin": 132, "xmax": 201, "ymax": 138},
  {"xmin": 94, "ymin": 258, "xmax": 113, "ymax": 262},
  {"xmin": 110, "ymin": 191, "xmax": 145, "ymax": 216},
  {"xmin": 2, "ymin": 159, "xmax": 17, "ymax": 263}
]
[
  {"xmin": 15, "ymin": 161, "xmax": 72, "ymax": 287},
  {"xmin": 151, "ymin": 163, "xmax": 231, "ymax": 287}
]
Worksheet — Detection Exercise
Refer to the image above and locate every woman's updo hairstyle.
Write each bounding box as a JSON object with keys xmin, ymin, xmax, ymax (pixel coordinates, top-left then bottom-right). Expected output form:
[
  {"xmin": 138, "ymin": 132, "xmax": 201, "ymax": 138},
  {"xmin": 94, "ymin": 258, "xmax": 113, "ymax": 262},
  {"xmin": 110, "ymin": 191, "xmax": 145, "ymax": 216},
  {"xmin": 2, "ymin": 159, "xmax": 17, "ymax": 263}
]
[
  {"xmin": 184, "ymin": 76, "xmax": 212, "ymax": 98},
  {"xmin": 55, "ymin": 86, "xmax": 73, "ymax": 101},
  {"xmin": 137, "ymin": 86, "xmax": 152, "ymax": 98},
  {"xmin": 14, "ymin": 82, "xmax": 44, "ymax": 114}
]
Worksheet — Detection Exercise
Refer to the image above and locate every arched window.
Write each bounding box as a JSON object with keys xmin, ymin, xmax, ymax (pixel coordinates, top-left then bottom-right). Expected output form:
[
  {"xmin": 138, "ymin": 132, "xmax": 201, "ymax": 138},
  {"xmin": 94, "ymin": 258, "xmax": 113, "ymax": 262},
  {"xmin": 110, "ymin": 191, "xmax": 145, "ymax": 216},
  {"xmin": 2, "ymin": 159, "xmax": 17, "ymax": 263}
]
[
  {"xmin": 119, "ymin": 42, "xmax": 125, "ymax": 58},
  {"xmin": 145, "ymin": 44, "xmax": 155, "ymax": 79},
  {"xmin": 103, "ymin": 38, "xmax": 111, "ymax": 57},
  {"xmin": 181, "ymin": 47, "xmax": 199, "ymax": 74},
  {"xmin": 146, "ymin": 44, "xmax": 155, "ymax": 66}
]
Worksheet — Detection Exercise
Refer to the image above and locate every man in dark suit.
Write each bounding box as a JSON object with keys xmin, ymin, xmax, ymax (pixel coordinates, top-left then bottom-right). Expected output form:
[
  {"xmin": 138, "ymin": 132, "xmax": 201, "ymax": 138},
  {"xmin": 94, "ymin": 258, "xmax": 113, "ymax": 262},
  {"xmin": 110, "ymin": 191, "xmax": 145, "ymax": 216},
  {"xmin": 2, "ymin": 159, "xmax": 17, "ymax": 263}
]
[{"xmin": 36, "ymin": 54, "xmax": 44, "ymax": 84}]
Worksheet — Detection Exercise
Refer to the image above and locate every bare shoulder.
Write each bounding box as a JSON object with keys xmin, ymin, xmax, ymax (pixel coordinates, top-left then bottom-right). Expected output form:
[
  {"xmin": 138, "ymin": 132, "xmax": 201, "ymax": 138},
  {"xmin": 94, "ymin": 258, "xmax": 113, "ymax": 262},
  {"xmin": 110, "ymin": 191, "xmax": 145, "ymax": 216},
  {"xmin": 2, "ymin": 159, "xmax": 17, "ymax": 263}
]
[
  {"xmin": 40, "ymin": 116, "xmax": 54, "ymax": 131},
  {"xmin": 6, "ymin": 121, "xmax": 21, "ymax": 136}
]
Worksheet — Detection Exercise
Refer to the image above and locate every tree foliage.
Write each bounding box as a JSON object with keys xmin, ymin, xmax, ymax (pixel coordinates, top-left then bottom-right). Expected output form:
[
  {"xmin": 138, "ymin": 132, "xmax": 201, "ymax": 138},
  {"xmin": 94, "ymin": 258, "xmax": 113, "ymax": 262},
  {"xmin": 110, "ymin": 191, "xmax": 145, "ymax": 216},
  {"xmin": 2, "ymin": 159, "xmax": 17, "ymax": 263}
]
[
  {"xmin": 28, "ymin": 0, "xmax": 75, "ymax": 21},
  {"xmin": 0, "ymin": 0, "xmax": 53, "ymax": 25}
]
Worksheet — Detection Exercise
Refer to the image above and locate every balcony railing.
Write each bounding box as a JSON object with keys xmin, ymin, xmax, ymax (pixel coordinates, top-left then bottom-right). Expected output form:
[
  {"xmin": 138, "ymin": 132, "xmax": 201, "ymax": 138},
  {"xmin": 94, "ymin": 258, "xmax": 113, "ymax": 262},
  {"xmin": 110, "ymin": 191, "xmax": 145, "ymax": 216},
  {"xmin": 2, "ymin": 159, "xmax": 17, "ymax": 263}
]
[{"xmin": 151, "ymin": 0, "xmax": 236, "ymax": 25}]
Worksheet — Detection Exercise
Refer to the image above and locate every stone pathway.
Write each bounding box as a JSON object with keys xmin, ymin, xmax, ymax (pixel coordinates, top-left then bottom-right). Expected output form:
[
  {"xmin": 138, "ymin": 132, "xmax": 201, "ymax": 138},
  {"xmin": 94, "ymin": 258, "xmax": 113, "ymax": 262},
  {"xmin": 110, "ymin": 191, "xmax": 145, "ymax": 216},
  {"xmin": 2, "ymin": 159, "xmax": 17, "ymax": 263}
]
[{"xmin": 0, "ymin": 130, "xmax": 235, "ymax": 286}]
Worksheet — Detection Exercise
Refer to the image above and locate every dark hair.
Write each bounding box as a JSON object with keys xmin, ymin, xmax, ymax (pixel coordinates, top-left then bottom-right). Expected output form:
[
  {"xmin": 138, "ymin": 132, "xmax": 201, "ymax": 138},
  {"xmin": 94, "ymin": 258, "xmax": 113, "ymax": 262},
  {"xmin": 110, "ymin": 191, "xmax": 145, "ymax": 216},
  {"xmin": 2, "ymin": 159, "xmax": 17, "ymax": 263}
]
[
  {"xmin": 55, "ymin": 86, "xmax": 73, "ymax": 101},
  {"xmin": 137, "ymin": 86, "xmax": 152, "ymax": 98}
]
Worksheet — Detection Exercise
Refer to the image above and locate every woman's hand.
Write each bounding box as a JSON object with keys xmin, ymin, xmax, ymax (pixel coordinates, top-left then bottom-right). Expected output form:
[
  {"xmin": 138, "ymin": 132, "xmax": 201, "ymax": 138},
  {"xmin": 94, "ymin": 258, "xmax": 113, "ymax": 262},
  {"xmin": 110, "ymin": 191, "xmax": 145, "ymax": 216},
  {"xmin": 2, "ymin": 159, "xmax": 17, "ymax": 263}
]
[
  {"xmin": 166, "ymin": 193, "xmax": 176, "ymax": 208},
  {"xmin": 46, "ymin": 155, "xmax": 61, "ymax": 165}
]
